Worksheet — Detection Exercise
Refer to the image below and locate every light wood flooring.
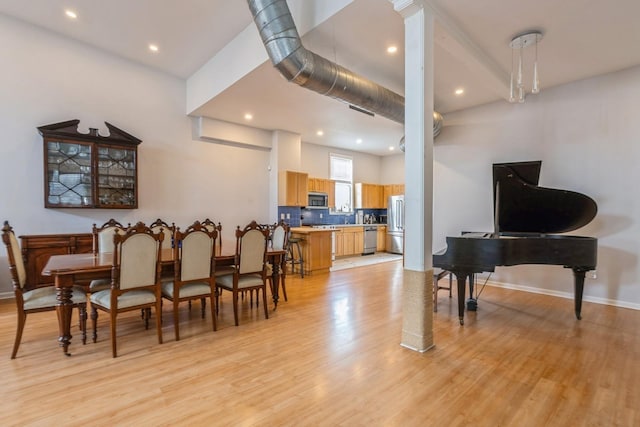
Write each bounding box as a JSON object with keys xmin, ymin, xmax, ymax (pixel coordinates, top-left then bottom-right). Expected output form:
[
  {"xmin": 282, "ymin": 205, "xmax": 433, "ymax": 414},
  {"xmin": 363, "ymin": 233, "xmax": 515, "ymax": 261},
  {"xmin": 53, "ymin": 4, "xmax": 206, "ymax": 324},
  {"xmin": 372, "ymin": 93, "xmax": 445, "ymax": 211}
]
[{"xmin": 1, "ymin": 260, "xmax": 638, "ymax": 426}]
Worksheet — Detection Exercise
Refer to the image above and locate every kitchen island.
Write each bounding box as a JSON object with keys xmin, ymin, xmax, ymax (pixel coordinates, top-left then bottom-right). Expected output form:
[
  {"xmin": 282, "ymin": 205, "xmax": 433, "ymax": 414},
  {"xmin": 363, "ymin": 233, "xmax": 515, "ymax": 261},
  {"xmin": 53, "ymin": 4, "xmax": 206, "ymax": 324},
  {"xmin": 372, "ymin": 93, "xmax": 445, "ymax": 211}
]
[{"xmin": 289, "ymin": 227, "xmax": 333, "ymax": 275}]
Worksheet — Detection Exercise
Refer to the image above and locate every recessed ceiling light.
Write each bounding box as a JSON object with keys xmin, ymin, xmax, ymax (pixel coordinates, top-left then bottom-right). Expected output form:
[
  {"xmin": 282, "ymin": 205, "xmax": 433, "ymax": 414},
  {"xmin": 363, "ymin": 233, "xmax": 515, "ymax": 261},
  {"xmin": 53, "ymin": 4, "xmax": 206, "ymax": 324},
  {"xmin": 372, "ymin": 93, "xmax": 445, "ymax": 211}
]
[
  {"xmin": 316, "ymin": 130, "xmax": 324, "ymax": 136},
  {"xmin": 356, "ymin": 138, "xmax": 363, "ymax": 144},
  {"xmin": 455, "ymin": 88, "xmax": 465, "ymax": 95},
  {"xmin": 148, "ymin": 44, "xmax": 159, "ymax": 53},
  {"xmin": 244, "ymin": 113, "xmax": 253, "ymax": 121},
  {"xmin": 387, "ymin": 45, "xmax": 398, "ymax": 54},
  {"xmin": 389, "ymin": 146, "xmax": 395, "ymax": 151},
  {"xmin": 65, "ymin": 10, "xmax": 77, "ymax": 19}
]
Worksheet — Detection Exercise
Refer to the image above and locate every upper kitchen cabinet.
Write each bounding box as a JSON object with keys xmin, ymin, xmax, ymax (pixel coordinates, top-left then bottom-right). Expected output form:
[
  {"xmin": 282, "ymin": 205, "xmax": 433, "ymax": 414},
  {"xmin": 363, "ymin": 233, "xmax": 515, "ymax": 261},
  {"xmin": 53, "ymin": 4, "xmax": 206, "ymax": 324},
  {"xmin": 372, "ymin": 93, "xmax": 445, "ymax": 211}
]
[
  {"xmin": 383, "ymin": 184, "xmax": 405, "ymax": 208},
  {"xmin": 278, "ymin": 170, "xmax": 309, "ymax": 206},
  {"xmin": 308, "ymin": 177, "xmax": 336, "ymax": 209},
  {"xmin": 39, "ymin": 119, "xmax": 141, "ymax": 209},
  {"xmin": 354, "ymin": 183, "xmax": 384, "ymax": 209}
]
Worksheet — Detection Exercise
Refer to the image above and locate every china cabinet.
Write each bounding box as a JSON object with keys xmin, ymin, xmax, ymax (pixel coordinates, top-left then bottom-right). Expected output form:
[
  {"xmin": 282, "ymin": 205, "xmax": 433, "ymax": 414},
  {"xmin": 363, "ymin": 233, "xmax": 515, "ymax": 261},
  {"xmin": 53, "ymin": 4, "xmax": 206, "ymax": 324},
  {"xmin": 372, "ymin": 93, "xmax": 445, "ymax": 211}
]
[{"xmin": 38, "ymin": 119, "xmax": 142, "ymax": 209}]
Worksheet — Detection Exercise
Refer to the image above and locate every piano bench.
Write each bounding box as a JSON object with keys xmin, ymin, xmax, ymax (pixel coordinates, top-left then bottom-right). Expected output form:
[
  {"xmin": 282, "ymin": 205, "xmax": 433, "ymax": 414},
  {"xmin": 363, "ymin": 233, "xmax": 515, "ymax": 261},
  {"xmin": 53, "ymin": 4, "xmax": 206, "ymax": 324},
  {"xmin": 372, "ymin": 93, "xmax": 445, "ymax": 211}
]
[{"xmin": 433, "ymin": 268, "xmax": 452, "ymax": 313}]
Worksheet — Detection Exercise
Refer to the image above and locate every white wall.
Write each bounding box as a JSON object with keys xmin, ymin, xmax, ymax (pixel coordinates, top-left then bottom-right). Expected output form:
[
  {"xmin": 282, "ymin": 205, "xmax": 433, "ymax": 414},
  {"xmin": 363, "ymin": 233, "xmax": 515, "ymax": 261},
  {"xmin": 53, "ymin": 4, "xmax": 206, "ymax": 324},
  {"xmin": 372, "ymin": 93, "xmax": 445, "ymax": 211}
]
[
  {"xmin": 432, "ymin": 66, "xmax": 640, "ymax": 309},
  {"xmin": 0, "ymin": 16, "xmax": 272, "ymax": 294},
  {"xmin": 380, "ymin": 154, "xmax": 405, "ymax": 184},
  {"xmin": 301, "ymin": 142, "xmax": 382, "ymax": 182}
]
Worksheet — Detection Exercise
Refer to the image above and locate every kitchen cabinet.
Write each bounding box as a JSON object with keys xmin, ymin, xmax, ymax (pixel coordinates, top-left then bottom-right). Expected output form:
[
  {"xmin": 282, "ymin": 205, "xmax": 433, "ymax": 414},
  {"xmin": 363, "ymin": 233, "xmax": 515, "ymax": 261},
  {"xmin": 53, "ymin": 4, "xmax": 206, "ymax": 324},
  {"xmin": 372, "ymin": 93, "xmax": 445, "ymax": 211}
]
[
  {"xmin": 308, "ymin": 177, "xmax": 336, "ymax": 208},
  {"xmin": 278, "ymin": 170, "xmax": 309, "ymax": 206},
  {"xmin": 377, "ymin": 226, "xmax": 387, "ymax": 251},
  {"xmin": 383, "ymin": 184, "xmax": 404, "ymax": 208},
  {"xmin": 327, "ymin": 181, "xmax": 335, "ymax": 209},
  {"xmin": 39, "ymin": 119, "xmax": 141, "ymax": 209},
  {"xmin": 289, "ymin": 228, "xmax": 332, "ymax": 274},
  {"xmin": 354, "ymin": 183, "xmax": 384, "ymax": 209},
  {"xmin": 335, "ymin": 226, "xmax": 364, "ymax": 256},
  {"xmin": 334, "ymin": 229, "xmax": 345, "ymax": 257}
]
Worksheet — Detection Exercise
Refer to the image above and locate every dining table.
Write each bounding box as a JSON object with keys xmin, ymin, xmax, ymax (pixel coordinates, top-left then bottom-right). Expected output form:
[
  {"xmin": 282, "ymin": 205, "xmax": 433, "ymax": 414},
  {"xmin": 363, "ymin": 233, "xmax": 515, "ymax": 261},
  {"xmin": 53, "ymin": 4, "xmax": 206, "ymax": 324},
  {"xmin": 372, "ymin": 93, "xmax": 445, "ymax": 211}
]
[{"xmin": 41, "ymin": 248, "xmax": 287, "ymax": 356}]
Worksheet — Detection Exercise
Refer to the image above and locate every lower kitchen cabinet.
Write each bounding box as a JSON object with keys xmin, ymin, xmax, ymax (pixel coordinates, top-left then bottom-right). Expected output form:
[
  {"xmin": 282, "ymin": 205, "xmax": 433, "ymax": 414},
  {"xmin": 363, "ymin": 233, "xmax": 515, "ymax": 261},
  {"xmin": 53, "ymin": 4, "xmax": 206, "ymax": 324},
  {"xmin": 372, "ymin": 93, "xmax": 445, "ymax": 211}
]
[
  {"xmin": 289, "ymin": 228, "xmax": 332, "ymax": 274},
  {"xmin": 335, "ymin": 226, "xmax": 364, "ymax": 257},
  {"xmin": 335, "ymin": 230, "xmax": 345, "ymax": 257},
  {"xmin": 377, "ymin": 226, "xmax": 387, "ymax": 251}
]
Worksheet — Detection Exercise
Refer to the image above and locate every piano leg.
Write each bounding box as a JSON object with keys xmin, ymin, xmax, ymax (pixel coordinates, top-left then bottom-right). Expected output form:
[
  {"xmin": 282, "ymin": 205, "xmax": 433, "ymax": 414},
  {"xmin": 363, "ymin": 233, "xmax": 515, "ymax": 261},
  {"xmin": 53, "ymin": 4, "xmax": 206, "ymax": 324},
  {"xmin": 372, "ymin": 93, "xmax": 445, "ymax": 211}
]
[
  {"xmin": 467, "ymin": 274, "xmax": 478, "ymax": 312},
  {"xmin": 571, "ymin": 267, "xmax": 588, "ymax": 320},
  {"xmin": 453, "ymin": 272, "xmax": 470, "ymax": 325}
]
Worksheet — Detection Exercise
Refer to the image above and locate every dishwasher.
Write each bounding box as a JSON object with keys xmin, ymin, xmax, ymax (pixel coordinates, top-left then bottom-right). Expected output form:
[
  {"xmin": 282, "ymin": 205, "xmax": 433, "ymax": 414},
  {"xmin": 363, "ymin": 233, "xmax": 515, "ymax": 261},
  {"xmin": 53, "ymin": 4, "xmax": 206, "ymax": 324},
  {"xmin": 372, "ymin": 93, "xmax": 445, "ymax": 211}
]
[{"xmin": 363, "ymin": 226, "xmax": 377, "ymax": 255}]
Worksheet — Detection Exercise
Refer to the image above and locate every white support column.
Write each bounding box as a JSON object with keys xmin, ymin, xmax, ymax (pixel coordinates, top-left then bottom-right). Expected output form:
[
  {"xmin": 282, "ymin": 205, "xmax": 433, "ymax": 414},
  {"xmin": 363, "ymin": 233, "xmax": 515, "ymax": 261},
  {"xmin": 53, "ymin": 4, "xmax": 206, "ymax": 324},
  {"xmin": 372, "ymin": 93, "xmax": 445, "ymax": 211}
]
[{"xmin": 391, "ymin": 0, "xmax": 435, "ymax": 352}]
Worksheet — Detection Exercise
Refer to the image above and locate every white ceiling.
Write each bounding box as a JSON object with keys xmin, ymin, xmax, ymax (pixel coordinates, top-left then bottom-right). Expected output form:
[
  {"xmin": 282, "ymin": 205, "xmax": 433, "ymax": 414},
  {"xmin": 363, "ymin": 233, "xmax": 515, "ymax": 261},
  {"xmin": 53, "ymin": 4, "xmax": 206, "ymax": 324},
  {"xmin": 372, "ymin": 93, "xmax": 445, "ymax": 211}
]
[{"xmin": 2, "ymin": 0, "xmax": 640, "ymax": 156}]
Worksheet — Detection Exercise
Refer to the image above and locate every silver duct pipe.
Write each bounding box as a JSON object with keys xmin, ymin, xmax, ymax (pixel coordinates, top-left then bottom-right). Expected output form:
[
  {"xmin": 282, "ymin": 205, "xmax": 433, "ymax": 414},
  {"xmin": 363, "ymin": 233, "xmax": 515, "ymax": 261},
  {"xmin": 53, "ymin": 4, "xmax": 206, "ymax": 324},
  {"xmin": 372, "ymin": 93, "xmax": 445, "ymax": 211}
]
[{"xmin": 247, "ymin": 0, "xmax": 443, "ymax": 138}]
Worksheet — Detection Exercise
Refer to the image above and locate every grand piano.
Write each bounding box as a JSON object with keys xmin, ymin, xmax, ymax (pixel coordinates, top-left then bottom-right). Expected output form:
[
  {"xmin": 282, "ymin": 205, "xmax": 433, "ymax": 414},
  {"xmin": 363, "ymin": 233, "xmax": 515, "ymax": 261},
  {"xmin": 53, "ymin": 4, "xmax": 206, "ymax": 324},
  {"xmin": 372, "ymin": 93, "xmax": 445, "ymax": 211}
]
[{"xmin": 433, "ymin": 161, "xmax": 598, "ymax": 325}]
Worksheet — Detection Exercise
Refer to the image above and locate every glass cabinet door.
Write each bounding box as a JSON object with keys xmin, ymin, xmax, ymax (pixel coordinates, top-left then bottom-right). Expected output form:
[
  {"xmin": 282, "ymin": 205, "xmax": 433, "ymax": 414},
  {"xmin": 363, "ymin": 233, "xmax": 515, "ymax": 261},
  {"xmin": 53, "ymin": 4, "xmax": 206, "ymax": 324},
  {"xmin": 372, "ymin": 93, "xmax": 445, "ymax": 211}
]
[
  {"xmin": 40, "ymin": 119, "xmax": 141, "ymax": 209},
  {"xmin": 96, "ymin": 146, "xmax": 136, "ymax": 208},
  {"xmin": 46, "ymin": 141, "xmax": 93, "ymax": 207}
]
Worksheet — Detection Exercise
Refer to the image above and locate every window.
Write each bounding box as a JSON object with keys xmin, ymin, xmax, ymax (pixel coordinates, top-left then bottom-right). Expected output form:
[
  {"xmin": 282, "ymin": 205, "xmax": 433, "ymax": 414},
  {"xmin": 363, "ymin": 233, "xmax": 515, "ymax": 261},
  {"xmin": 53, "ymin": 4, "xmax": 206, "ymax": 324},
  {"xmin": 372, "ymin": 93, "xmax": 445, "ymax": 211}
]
[{"xmin": 330, "ymin": 153, "xmax": 353, "ymax": 212}]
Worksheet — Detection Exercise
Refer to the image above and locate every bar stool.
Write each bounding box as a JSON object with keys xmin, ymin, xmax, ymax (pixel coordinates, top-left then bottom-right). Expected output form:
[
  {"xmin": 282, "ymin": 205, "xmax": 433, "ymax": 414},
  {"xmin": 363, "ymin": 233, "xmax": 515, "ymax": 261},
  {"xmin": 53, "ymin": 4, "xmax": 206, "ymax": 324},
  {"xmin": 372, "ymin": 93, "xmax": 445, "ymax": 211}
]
[
  {"xmin": 433, "ymin": 268, "xmax": 452, "ymax": 312},
  {"xmin": 287, "ymin": 236, "xmax": 304, "ymax": 278}
]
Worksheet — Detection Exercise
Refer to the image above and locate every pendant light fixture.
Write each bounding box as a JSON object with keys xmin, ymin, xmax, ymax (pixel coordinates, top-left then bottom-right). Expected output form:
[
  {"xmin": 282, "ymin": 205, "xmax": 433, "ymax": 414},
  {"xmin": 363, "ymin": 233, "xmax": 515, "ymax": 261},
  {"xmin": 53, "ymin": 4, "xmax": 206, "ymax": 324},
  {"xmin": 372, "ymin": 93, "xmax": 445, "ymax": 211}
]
[{"xmin": 509, "ymin": 31, "xmax": 543, "ymax": 103}]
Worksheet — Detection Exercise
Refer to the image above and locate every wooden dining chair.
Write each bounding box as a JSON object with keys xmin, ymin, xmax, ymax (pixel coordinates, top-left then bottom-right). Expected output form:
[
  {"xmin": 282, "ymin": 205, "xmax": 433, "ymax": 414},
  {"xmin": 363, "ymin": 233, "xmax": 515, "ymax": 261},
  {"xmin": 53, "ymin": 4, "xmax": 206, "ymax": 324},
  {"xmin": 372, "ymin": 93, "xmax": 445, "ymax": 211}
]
[
  {"xmin": 266, "ymin": 221, "xmax": 289, "ymax": 302},
  {"xmin": 202, "ymin": 219, "xmax": 235, "ymax": 289},
  {"xmin": 215, "ymin": 221, "xmax": 269, "ymax": 326},
  {"xmin": 161, "ymin": 221, "xmax": 217, "ymax": 341},
  {"xmin": 89, "ymin": 222, "xmax": 164, "ymax": 357},
  {"xmin": 150, "ymin": 218, "xmax": 175, "ymax": 247},
  {"xmin": 2, "ymin": 220, "xmax": 87, "ymax": 359},
  {"xmin": 150, "ymin": 218, "xmax": 176, "ymax": 283},
  {"xmin": 89, "ymin": 218, "xmax": 126, "ymax": 293},
  {"xmin": 92, "ymin": 218, "xmax": 126, "ymax": 253}
]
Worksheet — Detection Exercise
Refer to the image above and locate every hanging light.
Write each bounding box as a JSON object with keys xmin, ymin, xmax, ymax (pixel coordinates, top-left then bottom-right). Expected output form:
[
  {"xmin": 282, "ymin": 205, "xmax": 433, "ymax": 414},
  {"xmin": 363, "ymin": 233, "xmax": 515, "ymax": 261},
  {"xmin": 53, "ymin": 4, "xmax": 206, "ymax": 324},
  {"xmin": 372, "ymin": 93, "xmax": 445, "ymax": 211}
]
[{"xmin": 509, "ymin": 31, "xmax": 543, "ymax": 103}]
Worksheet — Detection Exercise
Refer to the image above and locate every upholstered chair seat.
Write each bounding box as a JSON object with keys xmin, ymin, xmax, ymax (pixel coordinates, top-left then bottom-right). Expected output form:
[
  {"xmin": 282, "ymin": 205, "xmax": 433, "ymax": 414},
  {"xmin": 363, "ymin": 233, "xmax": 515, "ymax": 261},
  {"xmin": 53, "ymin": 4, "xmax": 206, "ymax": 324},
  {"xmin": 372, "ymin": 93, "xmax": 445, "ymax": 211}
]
[
  {"xmin": 23, "ymin": 285, "xmax": 87, "ymax": 310},
  {"xmin": 214, "ymin": 265, "xmax": 236, "ymax": 276},
  {"xmin": 216, "ymin": 273, "xmax": 263, "ymax": 289},
  {"xmin": 90, "ymin": 289, "xmax": 157, "ymax": 309},
  {"xmin": 161, "ymin": 281, "xmax": 212, "ymax": 299},
  {"xmin": 89, "ymin": 278, "xmax": 111, "ymax": 292}
]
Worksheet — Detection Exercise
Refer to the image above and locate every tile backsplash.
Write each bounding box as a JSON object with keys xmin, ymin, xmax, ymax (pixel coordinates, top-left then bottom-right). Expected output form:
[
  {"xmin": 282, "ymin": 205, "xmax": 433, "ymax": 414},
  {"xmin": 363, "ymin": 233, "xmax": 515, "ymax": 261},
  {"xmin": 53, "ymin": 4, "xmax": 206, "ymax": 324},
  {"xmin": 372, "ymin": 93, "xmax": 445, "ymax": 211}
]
[{"xmin": 277, "ymin": 207, "xmax": 387, "ymax": 226}]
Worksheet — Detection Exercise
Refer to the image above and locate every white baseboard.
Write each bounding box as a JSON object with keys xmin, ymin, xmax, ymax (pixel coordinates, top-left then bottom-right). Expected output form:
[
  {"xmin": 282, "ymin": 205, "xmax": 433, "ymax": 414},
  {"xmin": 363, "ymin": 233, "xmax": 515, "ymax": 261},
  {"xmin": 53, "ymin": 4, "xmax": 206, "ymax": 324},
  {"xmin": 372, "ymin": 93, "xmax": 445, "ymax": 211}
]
[
  {"xmin": 0, "ymin": 291, "xmax": 14, "ymax": 300},
  {"xmin": 483, "ymin": 280, "xmax": 640, "ymax": 311}
]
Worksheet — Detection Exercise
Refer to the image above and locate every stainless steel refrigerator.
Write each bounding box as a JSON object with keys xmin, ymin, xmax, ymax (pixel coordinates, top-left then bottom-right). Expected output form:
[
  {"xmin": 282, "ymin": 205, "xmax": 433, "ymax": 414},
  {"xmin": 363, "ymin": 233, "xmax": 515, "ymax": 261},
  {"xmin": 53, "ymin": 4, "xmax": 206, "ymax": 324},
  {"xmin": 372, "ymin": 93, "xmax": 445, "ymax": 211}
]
[{"xmin": 386, "ymin": 195, "xmax": 404, "ymax": 254}]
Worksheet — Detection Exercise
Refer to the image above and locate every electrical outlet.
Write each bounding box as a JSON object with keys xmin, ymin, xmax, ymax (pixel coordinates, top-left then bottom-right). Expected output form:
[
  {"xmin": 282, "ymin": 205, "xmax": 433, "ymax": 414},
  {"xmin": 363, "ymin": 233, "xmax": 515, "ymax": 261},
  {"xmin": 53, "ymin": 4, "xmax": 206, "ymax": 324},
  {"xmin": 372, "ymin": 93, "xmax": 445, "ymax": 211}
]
[
  {"xmin": 286, "ymin": 213, "xmax": 290, "ymax": 219},
  {"xmin": 280, "ymin": 213, "xmax": 285, "ymax": 220},
  {"xmin": 320, "ymin": 213, "xmax": 323, "ymax": 218}
]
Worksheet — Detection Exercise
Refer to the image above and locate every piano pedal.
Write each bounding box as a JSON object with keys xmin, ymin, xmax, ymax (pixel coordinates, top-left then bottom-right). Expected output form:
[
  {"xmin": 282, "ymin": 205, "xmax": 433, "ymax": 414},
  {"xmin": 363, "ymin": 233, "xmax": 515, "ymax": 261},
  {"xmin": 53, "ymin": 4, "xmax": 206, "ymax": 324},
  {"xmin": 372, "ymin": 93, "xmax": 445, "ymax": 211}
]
[{"xmin": 466, "ymin": 298, "xmax": 478, "ymax": 311}]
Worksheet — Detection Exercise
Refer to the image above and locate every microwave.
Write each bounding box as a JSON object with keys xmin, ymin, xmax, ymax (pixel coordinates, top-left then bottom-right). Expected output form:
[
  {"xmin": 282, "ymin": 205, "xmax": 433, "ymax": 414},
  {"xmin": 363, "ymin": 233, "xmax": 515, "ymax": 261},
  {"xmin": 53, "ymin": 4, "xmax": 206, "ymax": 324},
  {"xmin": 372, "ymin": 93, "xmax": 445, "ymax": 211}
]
[{"xmin": 307, "ymin": 191, "xmax": 328, "ymax": 208}]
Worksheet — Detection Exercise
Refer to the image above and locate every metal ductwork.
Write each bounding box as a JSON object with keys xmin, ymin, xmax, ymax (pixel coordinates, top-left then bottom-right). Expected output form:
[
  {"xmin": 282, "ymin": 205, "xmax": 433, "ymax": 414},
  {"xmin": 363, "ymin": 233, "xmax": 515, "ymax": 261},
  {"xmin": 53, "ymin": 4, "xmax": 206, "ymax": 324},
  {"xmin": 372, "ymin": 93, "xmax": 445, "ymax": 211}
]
[{"xmin": 247, "ymin": 0, "xmax": 443, "ymax": 139}]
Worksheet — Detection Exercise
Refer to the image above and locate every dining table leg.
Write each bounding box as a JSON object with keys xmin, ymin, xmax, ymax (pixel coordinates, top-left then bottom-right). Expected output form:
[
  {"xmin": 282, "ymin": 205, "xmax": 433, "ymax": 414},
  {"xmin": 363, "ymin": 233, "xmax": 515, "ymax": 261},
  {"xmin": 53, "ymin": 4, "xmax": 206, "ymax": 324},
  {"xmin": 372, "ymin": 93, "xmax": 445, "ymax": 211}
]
[
  {"xmin": 270, "ymin": 254, "xmax": 281, "ymax": 309},
  {"xmin": 55, "ymin": 275, "xmax": 74, "ymax": 356}
]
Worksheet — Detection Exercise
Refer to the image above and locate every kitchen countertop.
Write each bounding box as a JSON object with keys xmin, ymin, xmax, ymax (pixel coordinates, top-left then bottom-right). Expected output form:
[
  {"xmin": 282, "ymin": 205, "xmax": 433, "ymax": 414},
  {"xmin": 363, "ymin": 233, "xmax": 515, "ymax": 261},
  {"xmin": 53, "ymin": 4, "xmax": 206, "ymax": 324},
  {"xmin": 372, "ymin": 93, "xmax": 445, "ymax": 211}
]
[
  {"xmin": 290, "ymin": 227, "xmax": 334, "ymax": 234},
  {"xmin": 299, "ymin": 224, "xmax": 387, "ymax": 228}
]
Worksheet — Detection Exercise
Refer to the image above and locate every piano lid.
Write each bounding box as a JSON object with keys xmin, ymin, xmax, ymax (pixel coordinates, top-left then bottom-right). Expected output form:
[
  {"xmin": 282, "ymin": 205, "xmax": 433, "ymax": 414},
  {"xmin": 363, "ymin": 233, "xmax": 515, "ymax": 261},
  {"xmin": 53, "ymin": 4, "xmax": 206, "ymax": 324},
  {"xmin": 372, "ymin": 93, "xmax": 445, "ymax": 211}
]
[{"xmin": 493, "ymin": 161, "xmax": 597, "ymax": 234}]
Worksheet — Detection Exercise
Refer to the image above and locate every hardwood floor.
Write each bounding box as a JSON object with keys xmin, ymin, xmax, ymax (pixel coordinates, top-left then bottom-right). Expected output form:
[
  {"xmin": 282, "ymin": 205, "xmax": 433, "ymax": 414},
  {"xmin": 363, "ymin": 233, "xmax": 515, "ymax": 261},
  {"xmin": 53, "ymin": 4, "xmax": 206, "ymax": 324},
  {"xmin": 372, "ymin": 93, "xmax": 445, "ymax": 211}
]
[{"xmin": 1, "ymin": 261, "xmax": 638, "ymax": 426}]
